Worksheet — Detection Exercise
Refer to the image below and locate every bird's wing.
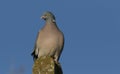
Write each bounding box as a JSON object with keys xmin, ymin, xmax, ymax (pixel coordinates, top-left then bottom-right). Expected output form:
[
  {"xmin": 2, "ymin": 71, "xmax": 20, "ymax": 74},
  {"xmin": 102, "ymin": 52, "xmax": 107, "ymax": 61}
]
[{"xmin": 31, "ymin": 31, "xmax": 40, "ymax": 60}]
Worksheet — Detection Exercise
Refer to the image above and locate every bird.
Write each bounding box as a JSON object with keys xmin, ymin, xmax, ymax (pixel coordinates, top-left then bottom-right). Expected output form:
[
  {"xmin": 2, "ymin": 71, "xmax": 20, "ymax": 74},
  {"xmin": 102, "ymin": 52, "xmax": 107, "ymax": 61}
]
[{"xmin": 31, "ymin": 11, "xmax": 64, "ymax": 62}]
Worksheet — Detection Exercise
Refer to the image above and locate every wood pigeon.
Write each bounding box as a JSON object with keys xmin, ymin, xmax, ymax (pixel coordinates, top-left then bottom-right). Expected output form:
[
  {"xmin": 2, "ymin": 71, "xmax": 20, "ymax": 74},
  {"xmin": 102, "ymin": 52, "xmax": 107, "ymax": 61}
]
[{"xmin": 31, "ymin": 11, "xmax": 64, "ymax": 62}]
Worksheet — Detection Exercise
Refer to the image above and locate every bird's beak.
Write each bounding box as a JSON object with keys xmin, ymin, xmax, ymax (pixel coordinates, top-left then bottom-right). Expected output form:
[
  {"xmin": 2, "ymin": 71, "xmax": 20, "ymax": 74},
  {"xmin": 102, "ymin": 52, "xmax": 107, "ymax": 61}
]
[{"xmin": 41, "ymin": 15, "xmax": 46, "ymax": 19}]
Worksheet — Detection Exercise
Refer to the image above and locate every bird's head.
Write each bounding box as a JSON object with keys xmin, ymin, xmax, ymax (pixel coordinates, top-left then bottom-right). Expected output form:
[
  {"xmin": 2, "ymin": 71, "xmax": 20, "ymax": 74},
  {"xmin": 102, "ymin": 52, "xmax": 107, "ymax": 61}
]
[{"xmin": 41, "ymin": 11, "xmax": 56, "ymax": 22}]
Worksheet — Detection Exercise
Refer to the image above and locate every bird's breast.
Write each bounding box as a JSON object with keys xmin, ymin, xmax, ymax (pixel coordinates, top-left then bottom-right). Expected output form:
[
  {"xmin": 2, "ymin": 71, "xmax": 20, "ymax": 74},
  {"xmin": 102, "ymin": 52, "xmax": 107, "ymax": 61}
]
[{"xmin": 37, "ymin": 32, "xmax": 59, "ymax": 49}]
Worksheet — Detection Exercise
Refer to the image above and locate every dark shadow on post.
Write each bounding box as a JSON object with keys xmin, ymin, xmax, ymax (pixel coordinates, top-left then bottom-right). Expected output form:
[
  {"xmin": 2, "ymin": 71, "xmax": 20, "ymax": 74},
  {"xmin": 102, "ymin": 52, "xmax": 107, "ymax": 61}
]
[{"xmin": 55, "ymin": 62, "xmax": 63, "ymax": 74}]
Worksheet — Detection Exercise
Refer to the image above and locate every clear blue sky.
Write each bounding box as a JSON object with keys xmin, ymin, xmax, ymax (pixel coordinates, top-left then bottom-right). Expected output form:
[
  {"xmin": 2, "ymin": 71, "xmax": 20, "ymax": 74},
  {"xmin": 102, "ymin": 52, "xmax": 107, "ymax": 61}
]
[{"xmin": 0, "ymin": 0, "xmax": 120, "ymax": 74}]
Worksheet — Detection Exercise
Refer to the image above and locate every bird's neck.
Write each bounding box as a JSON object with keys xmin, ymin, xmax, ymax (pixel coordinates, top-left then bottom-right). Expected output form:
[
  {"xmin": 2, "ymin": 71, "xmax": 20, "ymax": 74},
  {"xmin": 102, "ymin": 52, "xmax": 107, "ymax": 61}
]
[
  {"xmin": 43, "ymin": 20, "xmax": 59, "ymax": 30},
  {"xmin": 46, "ymin": 18, "xmax": 56, "ymax": 23}
]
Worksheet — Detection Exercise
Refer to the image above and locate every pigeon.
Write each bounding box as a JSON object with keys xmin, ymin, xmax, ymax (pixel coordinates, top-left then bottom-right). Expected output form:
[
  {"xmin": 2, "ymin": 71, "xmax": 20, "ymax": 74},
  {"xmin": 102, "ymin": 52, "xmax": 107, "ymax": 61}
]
[{"xmin": 31, "ymin": 11, "xmax": 64, "ymax": 62}]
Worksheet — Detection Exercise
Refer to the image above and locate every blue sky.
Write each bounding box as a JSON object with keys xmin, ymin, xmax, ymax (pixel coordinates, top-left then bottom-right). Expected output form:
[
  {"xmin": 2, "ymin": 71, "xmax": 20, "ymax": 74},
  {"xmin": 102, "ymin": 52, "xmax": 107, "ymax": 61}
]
[{"xmin": 0, "ymin": 0, "xmax": 120, "ymax": 74}]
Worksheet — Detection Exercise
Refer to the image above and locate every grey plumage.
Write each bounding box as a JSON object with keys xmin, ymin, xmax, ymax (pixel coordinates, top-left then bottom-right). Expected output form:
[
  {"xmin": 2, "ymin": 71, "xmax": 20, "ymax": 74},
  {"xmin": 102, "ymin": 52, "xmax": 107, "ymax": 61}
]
[{"xmin": 31, "ymin": 11, "xmax": 64, "ymax": 62}]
